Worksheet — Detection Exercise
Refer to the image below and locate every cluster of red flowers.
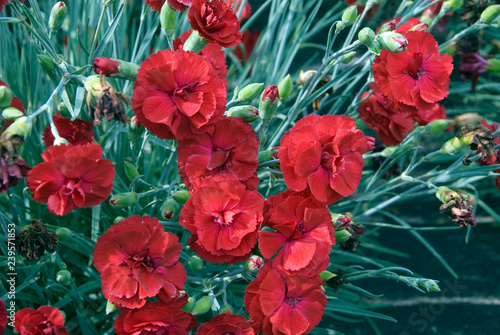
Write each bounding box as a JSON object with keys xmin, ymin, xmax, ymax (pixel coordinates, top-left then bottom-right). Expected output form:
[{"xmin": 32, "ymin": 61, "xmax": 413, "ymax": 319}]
[
  {"xmin": 359, "ymin": 17, "xmax": 453, "ymax": 145},
  {"xmin": 13, "ymin": 306, "xmax": 69, "ymax": 335}
]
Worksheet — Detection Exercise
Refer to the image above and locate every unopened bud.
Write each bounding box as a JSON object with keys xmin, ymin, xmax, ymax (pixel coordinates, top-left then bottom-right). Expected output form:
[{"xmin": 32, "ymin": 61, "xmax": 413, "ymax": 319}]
[
  {"xmin": 277, "ymin": 74, "xmax": 293, "ymax": 100},
  {"xmin": 49, "ymin": 2, "xmax": 67, "ymax": 32},
  {"xmin": 423, "ymin": 279, "xmax": 441, "ymax": 292},
  {"xmin": 55, "ymin": 227, "xmax": 72, "ymax": 240},
  {"xmin": 2, "ymin": 116, "xmax": 32, "ymax": 139},
  {"xmin": 487, "ymin": 58, "xmax": 500, "ymax": 73},
  {"xmin": 425, "ymin": 119, "xmax": 453, "ymax": 134},
  {"xmin": 379, "ymin": 32, "xmax": 408, "ymax": 53},
  {"xmin": 440, "ymin": 135, "xmax": 473, "ymax": 155},
  {"xmin": 37, "ymin": 54, "xmax": 58, "ymax": 71},
  {"xmin": 339, "ymin": 51, "xmax": 357, "ymax": 64},
  {"xmin": 259, "ymin": 85, "xmax": 280, "ymax": 120},
  {"xmin": 1, "ymin": 107, "xmax": 23, "ymax": 120},
  {"xmin": 335, "ymin": 229, "xmax": 352, "ymax": 243},
  {"xmin": 106, "ymin": 300, "xmax": 118, "ymax": 315},
  {"xmin": 258, "ymin": 148, "xmax": 278, "ymax": 164},
  {"xmin": 358, "ymin": 27, "xmax": 375, "ymax": 46},
  {"xmin": 93, "ymin": 57, "xmax": 139, "ymax": 80},
  {"xmin": 160, "ymin": 197, "xmax": 180, "ymax": 220},
  {"xmin": 160, "ymin": 1, "xmax": 176, "ymax": 38},
  {"xmin": 114, "ymin": 216, "xmax": 126, "ymax": 224},
  {"xmin": 481, "ymin": 5, "xmax": 500, "ymax": 23},
  {"xmin": 191, "ymin": 296, "xmax": 212, "ymax": 316},
  {"xmin": 183, "ymin": 297, "xmax": 196, "ymax": 313},
  {"xmin": 319, "ymin": 270, "xmax": 336, "ymax": 282},
  {"xmin": 378, "ymin": 19, "xmax": 397, "ymax": 34},
  {"xmin": 245, "ymin": 255, "xmax": 264, "ymax": 272},
  {"xmin": 227, "ymin": 105, "xmax": 259, "ymax": 123},
  {"xmin": 336, "ymin": 21, "xmax": 346, "ymax": 31},
  {"xmin": 219, "ymin": 304, "xmax": 234, "ymax": 314},
  {"xmin": 109, "ymin": 192, "xmax": 139, "ymax": 207},
  {"xmin": 342, "ymin": 6, "xmax": 358, "ymax": 26},
  {"xmin": 56, "ymin": 269, "xmax": 72, "ymax": 285},
  {"xmin": 172, "ymin": 190, "xmax": 190, "ymax": 205},
  {"xmin": 368, "ymin": 40, "xmax": 382, "ymax": 55},
  {"xmin": 409, "ymin": 23, "xmax": 429, "ymax": 32},
  {"xmin": 128, "ymin": 116, "xmax": 145, "ymax": 142},
  {"xmin": 441, "ymin": 0, "xmax": 463, "ymax": 13},
  {"xmin": 0, "ymin": 86, "xmax": 13, "ymax": 108},
  {"xmin": 238, "ymin": 83, "xmax": 264, "ymax": 101},
  {"xmin": 124, "ymin": 161, "xmax": 139, "ymax": 181},
  {"xmin": 188, "ymin": 255, "xmax": 204, "ymax": 270}
]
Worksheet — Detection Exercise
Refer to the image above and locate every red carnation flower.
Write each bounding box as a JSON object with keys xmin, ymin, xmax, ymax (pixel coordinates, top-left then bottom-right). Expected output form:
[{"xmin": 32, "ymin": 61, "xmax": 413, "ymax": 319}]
[
  {"xmin": 114, "ymin": 300, "xmax": 196, "ymax": 335},
  {"xmin": 147, "ymin": 0, "xmax": 192, "ymax": 12},
  {"xmin": 173, "ymin": 29, "xmax": 228, "ymax": 83},
  {"xmin": 132, "ymin": 49, "xmax": 227, "ymax": 140},
  {"xmin": 189, "ymin": 0, "xmax": 242, "ymax": 48},
  {"xmin": 179, "ymin": 174, "xmax": 264, "ymax": 264},
  {"xmin": 234, "ymin": 30, "xmax": 261, "ymax": 63},
  {"xmin": 198, "ymin": 311, "xmax": 255, "ymax": 335},
  {"xmin": 358, "ymin": 87, "xmax": 415, "ymax": 145},
  {"xmin": 372, "ymin": 31, "xmax": 453, "ymax": 114},
  {"xmin": 93, "ymin": 215, "xmax": 186, "ymax": 309},
  {"xmin": 226, "ymin": 0, "xmax": 252, "ymax": 20},
  {"xmin": 26, "ymin": 143, "xmax": 114, "ymax": 216},
  {"xmin": 0, "ymin": 300, "xmax": 7, "ymax": 334},
  {"xmin": 0, "ymin": 80, "xmax": 25, "ymax": 134},
  {"xmin": 413, "ymin": 103, "xmax": 447, "ymax": 126},
  {"xmin": 42, "ymin": 114, "xmax": 94, "ymax": 147},
  {"xmin": 259, "ymin": 192, "xmax": 335, "ymax": 277},
  {"xmin": 244, "ymin": 261, "xmax": 327, "ymax": 335},
  {"xmin": 278, "ymin": 114, "xmax": 374, "ymax": 204},
  {"xmin": 14, "ymin": 306, "xmax": 68, "ymax": 335},
  {"xmin": 177, "ymin": 117, "xmax": 259, "ymax": 190}
]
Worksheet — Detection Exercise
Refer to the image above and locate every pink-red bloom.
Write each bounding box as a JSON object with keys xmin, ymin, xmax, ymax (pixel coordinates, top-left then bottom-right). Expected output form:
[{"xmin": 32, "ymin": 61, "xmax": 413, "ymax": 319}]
[
  {"xmin": 147, "ymin": 0, "xmax": 192, "ymax": 12},
  {"xmin": 26, "ymin": 143, "xmax": 114, "ymax": 216},
  {"xmin": 14, "ymin": 306, "xmax": 68, "ymax": 335},
  {"xmin": 93, "ymin": 216, "xmax": 187, "ymax": 309},
  {"xmin": 179, "ymin": 174, "xmax": 264, "ymax": 264},
  {"xmin": 358, "ymin": 87, "xmax": 415, "ymax": 145},
  {"xmin": 114, "ymin": 300, "xmax": 196, "ymax": 335},
  {"xmin": 279, "ymin": 114, "xmax": 374, "ymax": 204},
  {"xmin": 197, "ymin": 311, "xmax": 255, "ymax": 335},
  {"xmin": 189, "ymin": 0, "xmax": 242, "ymax": 48},
  {"xmin": 372, "ymin": 31, "xmax": 453, "ymax": 114},
  {"xmin": 132, "ymin": 50, "xmax": 227, "ymax": 140},
  {"xmin": 259, "ymin": 191, "xmax": 335, "ymax": 277},
  {"xmin": 42, "ymin": 114, "xmax": 94, "ymax": 147},
  {"xmin": 413, "ymin": 103, "xmax": 447, "ymax": 126},
  {"xmin": 244, "ymin": 261, "xmax": 327, "ymax": 335},
  {"xmin": 177, "ymin": 116, "xmax": 259, "ymax": 190}
]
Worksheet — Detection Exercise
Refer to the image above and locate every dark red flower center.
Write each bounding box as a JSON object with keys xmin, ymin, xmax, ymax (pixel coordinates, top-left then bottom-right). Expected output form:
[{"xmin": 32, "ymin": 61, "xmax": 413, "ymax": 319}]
[
  {"xmin": 207, "ymin": 148, "xmax": 232, "ymax": 170},
  {"xmin": 222, "ymin": 333, "xmax": 235, "ymax": 335},
  {"xmin": 212, "ymin": 210, "xmax": 237, "ymax": 226},
  {"xmin": 406, "ymin": 52, "xmax": 424, "ymax": 80},
  {"xmin": 33, "ymin": 321, "xmax": 55, "ymax": 335},
  {"xmin": 174, "ymin": 85, "xmax": 195, "ymax": 100},
  {"xmin": 62, "ymin": 178, "xmax": 81, "ymax": 196},
  {"xmin": 321, "ymin": 143, "xmax": 343, "ymax": 172},
  {"xmin": 284, "ymin": 297, "xmax": 302, "ymax": 307},
  {"xmin": 296, "ymin": 220, "xmax": 306, "ymax": 235},
  {"xmin": 202, "ymin": 3, "xmax": 227, "ymax": 32},
  {"xmin": 138, "ymin": 325, "xmax": 169, "ymax": 334},
  {"xmin": 126, "ymin": 254, "xmax": 156, "ymax": 269}
]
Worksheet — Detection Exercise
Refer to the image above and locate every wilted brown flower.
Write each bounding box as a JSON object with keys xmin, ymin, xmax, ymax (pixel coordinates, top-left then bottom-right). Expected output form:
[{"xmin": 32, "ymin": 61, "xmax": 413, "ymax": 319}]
[
  {"xmin": 437, "ymin": 187, "xmax": 476, "ymax": 228},
  {"xmin": 86, "ymin": 74, "xmax": 131, "ymax": 125},
  {"xmin": 457, "ymin": 123, "xmax": 496, "ymax": 165},
  {"xmin": 297, "ymin": 70, "xmax": 333, "ymax": 111},
  {"xmin": 0, "ymin": 133, "xmax": 31, "ymax": 193},
  {"xmin": 336, "ymin": 213, "xmax": 366, "ymax": 252},
  {"xmin": 15, "ymin": 219, "xmax": 58, "ymax": 260}
]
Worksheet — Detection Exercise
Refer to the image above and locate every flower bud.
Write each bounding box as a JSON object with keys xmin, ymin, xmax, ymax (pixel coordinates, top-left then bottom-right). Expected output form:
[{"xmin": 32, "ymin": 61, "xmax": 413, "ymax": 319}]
[
  {"xmin": 367, "ymin": 39, "xmax": 382, "ymax": 55},
  {"xmin": 2, "ymin": 116, "xmax": 32, "ymax": 139},
  {"xmin": 109, "ymin": 192, "xmax": 139, "ymax": 207},
  {"xmin": 124, "ymin": 161, "xmax": 139, "ymax": 181},
  {"xmin": 436, "ymin": 187, "xmax": 476, "ymax": 228},
  {"xmin": 93, "ymin": 57, "xmax": 139, "ymax": 80},
  {"xmin": 227, "ymin": 105, "xmax": 259, "ymax": 123},
  {"xmin": 334, "ymin": 229, "xmax": 352, "ymax": 243},
  {"xmin": 440, "ymin": 135, "xmax": 473, "ymax": 155},
  {"xmin": 160, "ymin": 1, "xmax": 176, "ymax": 38},
  {"xmin": 238, "ymin": 83, "xmax": 264, "ymax": 101},
  {"xmin": 277, "ymin": 74, "xmax": 293, "ymax": 100},
  {"xmin": 106, "ymin": 300, "xmax": 118, "ymax": 315},
  {"xmin": 183, "ymin": 297, "xmax": 196, "ymax": 313},
  {"xmin": 441, "ymin": 0, "xmax": 463, "ymax": 13},
  {"xmin": 258, "ymin": 148, "xmax": 278, "ymax": 164},
  {"xmin": 55, "ymin": 227, "xmax": 72, "ymax": 240},
  {"xmin": 358, "ymin": 27, "xmax": 375, "ymax": 46},
  {"xmin": 188, "ymin": 255, "xmax": 204, "ymax": 270},
  {"xmin": 409, "ymin": 22, "xmax": 429, "ymax": 32},
  {"xmin": 342, "ymin": 6, "xmax": 358, "ymax": 26},
  {"xmin": 423, "ymin": 279, "xmax": 440, "ymax": 292},
  {"xmin": 114, "ymin": 216, "xmax": 126, "ymax": 224},
  {"xmin": 378, "ymin": 19, "xmax": 397, "ymax": 34},
  {"xmin": 37, "ymin": 54, "xmax": 58, "ymax": 71},
  {"xmin": 336, "ymin": 21, "xmax": 346, "ymax": 31},
  {"xmin": 128, "ymin": 116, "xmax": 145, "ymax": 142},
  {"xmin": 379, "ymin": 32, "xmax": 408, "ymax": 53},
  {"xmin": 49, "ymin": 2, "xmax": 68, "ymax": 32},
  {"xmin": 245, "ymin": 255, "xmax": 264, "ymax": 272},
  {"xmin": 487, "ymin": 58, "xmax": 500, "ymax": 73},
  {"xmin": 56, "ymin": 269, "xmax": 72, "ymax": 285},
  {"xmin": 259, "ymin": 85, "xmax": 280, "ymax": 120},
  {"xmin": 339, "ymin": 51, "xmax": 357, "ymax": 64},
  {"xmin": 425, "ymin": 119, "xmax": 453, "ymax": 134},
  {"xmin": 319, "ymin": 270, "xmax": 336, "ymax": 282},
  {"xmin": 481, "ymin": 4, "xmax": 500, "ymax": 23},
  {"xmin": 219, "ymin": 304, "xmax": 234, "ymax": 314},
  {"xmin": 160, "ymin": 197, "xmax": 180, "ymax": 220},
  {"xmin": 191, "ymin": 296, "xmax": 212, "ymax": 316},
  {"xmin": 172, "ymin": 190, "xmax": 191, "ymax": 204},
  {"xmin": 0, "ymin": 86, "xmax": 13, "ymax": 108},
  {"xmin": 183, "ymin": 30, "xmax": 208, "ymax": 54},
  {"xmin": 1, "ymin": 107, "xmax": 23, "ymax": 120}
]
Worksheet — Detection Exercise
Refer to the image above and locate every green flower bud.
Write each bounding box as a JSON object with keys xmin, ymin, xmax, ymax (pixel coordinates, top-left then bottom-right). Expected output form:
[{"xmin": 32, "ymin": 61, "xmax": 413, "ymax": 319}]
[
  {"xmin": 423, "ymin": 279, "xmax": 440, "ymax": 292},
  {"xmin": 114, "ymin": 216, "xmax": 126, "ymax": 224},
  {"xmin": 277, "ymin": 74, "xmax": 293, "ymax": 100},
  {"xmin": 367, "ymin": 39, "xmax": 382, "ymax": 55},
  {"xmin": 2, "ymin": 116, "xmax": 32, "ymax": 139},
  {"xmin": 109, "ymin": 192, "xmax": 139, "ymax": 207},
  {"xmin": 106, "ymin": 300, "xmax": 118, "ymax": 315},
  {"xmin": 124, "ymin": 161, "xmax": 139, "ymax": 181},
  {"xmin": 319, "ymin": 270, "xmax": 336, "ymax": 281},
  {"xmin": 245, "ymin": 255, "xmax": 264, "ymax": 272},
  {"xmin": 441, "ymin": 0, "xmax": 463, "ymax": 13},
  {"xmin": 342, "ymin": 6, "xmax": 358, "ymax": 26},
  {"xmin": 378, "ymin": 20, "xmax": 397, "ymax": 34},
  {"xmin": 191, "ymin": 296, "xmax": 212, "ymax": 316},
  {"xmin": 227, "ymin": 105, "xmax": 259, "ymax": 123},
  {"xmin": 128, "ymin": 116, "xmax": 145, "ymax": 142},
  {"xmin": 379, "ymin": 32, "xmax": 408, "ymax": 53},
  {"xmin": 339, "ymin": 51, "xmax": 357, "ymax": 64},
  {"xmin": 55, "ymin": 227, "xmax": 72, "ymax": 240},
  {"xmin": 183, "ymin": 30, "xmax": 208, "ymax": 54},
  {"xmin": 335, "ymin": 229, "xmax": 352, "ymax": 243},
  {"xmin": 425, "ymin": 119, "xmax": 453, "ymax": 134},
  {"xmin": 49, "ymin": 2, "xmax": 68, "ymax": 32},
  {"xmin": 188, "ymin": 255, "xmax": 204, "ymax": 270},
  {"xmin": 56, "ymin": 269, "xmax": 72, "ymax": 285},
  {"xmin": 0, "ymin": 86, "xmax": 13, "ymax": 108},
  {"xmin": 172, "ymin": 190, "xmax": 191, "ymax": 204},
  {"xmin": 219, "ymin": 304, "xmax": 234, "ymax": 314},
  {"xmin": 440, "ymin": 135, "xmax": 473, "ymax": 155},
  {"xmin": 182, "ymin": 297, "xmax": 196, "ymax": 313},
  {"xmin": 358, "ymin": 27, "xmax": 375, "ymax": 46},
  {"xmin": 57, "ymin": 102, "xmax": 71, "ymax": 117},
  {"xmin": 238, "ymin": 83, "xmax": 264, "ymax": 101},
  {"xmin": 259, "ymin": 85, "xmax": 280, "ymax": 120},
  {"xmin": 160, "ymin": 197, "xmax": 180, "ymax": 221},
  {"xmin": 1, "ymin": 107, "xmax": 23, "ymax": 121},
  {"xmin": 258, "ymin": 148, "xmax": 278, "ymax": 164},
  {"xmin": 37, "ymin": 54, "xmax": 58, "ymax": 71},
  {"xmin": 487, "ymin": 58, "xmax": 500, "ymax": 72},
  {"xmin": 336, "ymin": 21, "xmax": 346, "ymax": 31},
  {"xmin": 160, "ymin": 1, "xmax": 176, "ymax": 38},
  {"xmin": 481, "ymin": 5, "xmax": 500, "ymax": 23},
  {"xmin": 93, "ymin": 58, "xmax": 139, "ymax": 80}
]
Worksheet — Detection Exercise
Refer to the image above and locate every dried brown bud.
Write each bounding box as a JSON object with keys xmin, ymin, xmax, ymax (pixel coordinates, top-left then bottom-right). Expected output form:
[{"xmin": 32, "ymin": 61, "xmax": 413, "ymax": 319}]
[
  {"xmin": 86, "ymin": 74, "xmax": 131, "ymax": 125},
  {"xmin": 0, "ymin": 133, "xmax": 31, "ymax": 193},
  {"xmin": 296, "ymin": 70, "xmax": 333, "ymax": 111},
  {"xmin": 436, "ymin": 187, "xmax": 476, "ymax": 228},
  {"xmin": 15, "ymin": 219, "xmax": 58, "ymax": 260},
  {"xmin": 457, "ymin": 124, "xmax": 495, "ymax": 165}
]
